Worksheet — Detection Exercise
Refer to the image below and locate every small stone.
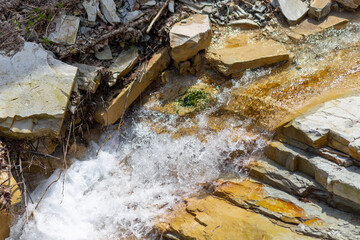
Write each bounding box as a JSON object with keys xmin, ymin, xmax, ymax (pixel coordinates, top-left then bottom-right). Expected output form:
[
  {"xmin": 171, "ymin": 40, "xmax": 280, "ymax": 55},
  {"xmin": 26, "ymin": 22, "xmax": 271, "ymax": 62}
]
[
  {"xmin": 170, "ymin": 14, "xmax": 212, "ymax": 62},
  {"xmin": 73, "ymin": 63, "xmax": 102, "ymax": 93},
  {"xmin": 108, "ymin": 47, "xmax": 139, "ymax": 86},
  {"xmin": 308, "ymin": 0, "xmax": 331, "ymax": 20},
  {"xmin": 95, "ymin": 45, "xmax": 113, "ymax": 60},
  {"xmin": 123, "ymin": 10, "xmax": 142, "ymax": 23},
  {"xmin": 276, "ymin": 0, "xmax": 309, "ymax": 25},
  {"xmin": 48, "ymin": 15, "xmax": 80, "ymax": 45},
  {"xmin": 228, "ymin": 19, "xmax": 260, "ymax": 29},
  {"xmin": 82, "ymin": 0, "xmax": 99, "ymax": 22},
  {"xmin": 168, "ymin": 0, "xmax": 175, "ymax": 12},
  {"xmin": 99, "ymin": 0, "xmax": 121, "ymax": 23},
  {"xmin": 140, "ymin": 0, "xmax": 156, "ymax": 7}
]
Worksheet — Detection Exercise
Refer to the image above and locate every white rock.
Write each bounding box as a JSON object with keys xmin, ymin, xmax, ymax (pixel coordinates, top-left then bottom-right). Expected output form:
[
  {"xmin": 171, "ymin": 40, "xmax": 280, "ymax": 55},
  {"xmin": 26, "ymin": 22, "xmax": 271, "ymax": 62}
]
[
  {"xmin": 82, "ymin": 0, "xmax": 99, "ymax": 22},
  {"xmin": 276, "ymin": 0, "xmax": 309, "ymax": 25},
  {"xmin": 48, "ymin": 15, "xmax": 80, "ymax": 45},
  {"xmin": 168, "ymin": 0, "xmax": 175, "ymax": 12},
  {"xmin": 228, "ymin": 19, "xmax": 260, "ymax": 29},
  {"xmin": 99, "ymin": 0, "xmax": 121, "ymax": 23},
  {"xmin": 170, "ymin": 14, "xmax": 212, "ymax": 62},
  {"xmin": 0, "ymin": 42, "xmax": 77, "ymax": 138}
]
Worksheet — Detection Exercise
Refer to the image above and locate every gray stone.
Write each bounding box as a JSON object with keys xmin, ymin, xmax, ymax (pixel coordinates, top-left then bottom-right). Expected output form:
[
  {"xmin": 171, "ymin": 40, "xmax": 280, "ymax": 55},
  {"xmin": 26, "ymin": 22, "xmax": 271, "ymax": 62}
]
[
  {"xmin": 123, "ymin": 10, "xmax": 142, "ymax": 23},
  {"xmin": 95, "ymin": 45, "xmax": 113, "ymax": 60},
  {"xmin": 276, "ymin": 0, "xmax": 309, "ymax": 25},
  {"xmin": 73, "ymin": 64, "xmax": 101, "ymax": 93},
  {"xmin": 99, "ymin": 0, "xmax": 121, "ymax": 23},
  {"xmin": 170, "ymin": 14, "xmax": 212, "ymax": 62},
  {"xmin": 0, "ymin": 42, "xmax": 77, "ymax": 139},
  {"xmin": 108, "ymin": 48, "xmax": 139, "ymax": 87},
  {"xmin": 82, "ymin": 0, "xmax": 99, "ymax": 22},
  {"xmin": 168, "ymin": 0, "xmax": 175, "ymax": 13},
  {"xmin": 48, "ymin": 15, "xmax": 80, "ymax": 45},
  {"xmin": 308, "ymin": 0, "xmax": 331, "ymax": 20}
]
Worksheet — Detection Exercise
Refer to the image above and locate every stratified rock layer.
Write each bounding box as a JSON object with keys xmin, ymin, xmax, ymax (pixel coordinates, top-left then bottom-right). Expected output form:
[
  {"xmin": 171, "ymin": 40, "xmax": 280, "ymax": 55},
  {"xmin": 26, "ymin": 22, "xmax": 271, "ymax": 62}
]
[{"xmin": 0, "ymin": 42, "xmax": 78, "ymax": 139}]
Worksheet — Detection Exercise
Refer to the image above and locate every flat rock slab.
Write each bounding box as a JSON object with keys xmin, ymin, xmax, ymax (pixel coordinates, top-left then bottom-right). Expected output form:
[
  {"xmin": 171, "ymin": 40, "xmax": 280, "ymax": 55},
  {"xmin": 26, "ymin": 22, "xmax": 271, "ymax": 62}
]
[
  {"xmin": 48, "ymin": 15, "xmax": 80, "ymax": 45},
  {"xmin": 170, "ymin": 14, "xmax": 212, "ymax": 62},
  {"xmin": 99, "ymin": 0, "xmax": 120, "ymax": 23},
  {"xmin": 289, "ymin": 15, "xmax": 349, "ymax": 39},
  {"xmin": 0, "ymin": 42, "xmax": 77, "ymax": 139},
  {"xmin": 95, "ymin": 47, "xmax": 171, "ymax": 125},
  {"xmin": 82, "ymin": 0, "xmax": 99, "ymax": 22},
  {"xmin": 277, "ymin": 0, "xmax": 309, "ymax": 25},
  {"xmin": 207, "ymin": 33, "xmax": 289, "ymax": 76},
  {"xmin": 157, "ymin": 195, "xmax": 315, "ymax": 240},
  {"xmin": 280, "ymin": 93, "xmax": 360, "ymax": 162}
]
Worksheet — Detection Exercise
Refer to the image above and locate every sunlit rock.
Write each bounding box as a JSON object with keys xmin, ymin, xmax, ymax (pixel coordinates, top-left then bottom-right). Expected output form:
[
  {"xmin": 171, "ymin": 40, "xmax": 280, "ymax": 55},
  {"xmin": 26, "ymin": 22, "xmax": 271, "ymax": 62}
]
[
  {"xmin": 276, "ymin": 0, "xmax": 309, "ymax": 25},
  {"xmin": 156, "ymin": 195, "xmax": 314, "ymax": 240},
  {"xmin": 95, "ymin": 47, "xmax": 171, "ymax": 125},
  {"xmin": 170, "ymin": 14, "xmax": 212, "ymax": 62},
  {"xmin": 48, "ymin": 15, "xmax": 80, "ymax": 45},
  {"xmin": 308, "ymin": 0, "xmax": 331, "ymax": 20},
  {"xmin": 207, "ymin": 33, "xmax": 289, "ymax": 76},
  {"xmin": 99, "ymin": 0, "xmax": 121, "ymax": 23},
  {"xmin": 108, "ymin": 47, "xmax": 139, "ymax": 87},
  {"xmin": 227, "ymin": 19, "xmax": 260, "ymax": 29},
  {"xmin": 0, "ymin": 42, "xmax": 78, "ymax": 139}
]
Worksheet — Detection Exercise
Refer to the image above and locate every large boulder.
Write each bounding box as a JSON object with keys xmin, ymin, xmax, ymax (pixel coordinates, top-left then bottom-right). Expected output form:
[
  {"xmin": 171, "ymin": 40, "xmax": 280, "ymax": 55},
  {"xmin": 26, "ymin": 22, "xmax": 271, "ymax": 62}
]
[
  {"xmin": 277, "ymin": 0, "xmax": 309, "ymax": 25},
  {"xmin": 207, "ymin": 33, "xmax": 289, "ymax": 76},
  {"xmin": 0, "ymin": 42, "xmax": 78, "ymax": 139},
  {"xmin": 170, "ymin": 14, "xmax": 212, "ymax": 62}
]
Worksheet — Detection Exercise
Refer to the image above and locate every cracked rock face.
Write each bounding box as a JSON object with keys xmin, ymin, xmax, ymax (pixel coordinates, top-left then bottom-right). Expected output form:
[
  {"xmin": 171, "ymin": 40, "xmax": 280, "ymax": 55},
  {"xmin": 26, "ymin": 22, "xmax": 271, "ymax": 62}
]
[
  {"xmin": 0, "ymin": 42, "xmax": 78, "ymax": 139},
  {"xmin": 169, "ymin": 14, "xmax": 212, "ymax": 62}
]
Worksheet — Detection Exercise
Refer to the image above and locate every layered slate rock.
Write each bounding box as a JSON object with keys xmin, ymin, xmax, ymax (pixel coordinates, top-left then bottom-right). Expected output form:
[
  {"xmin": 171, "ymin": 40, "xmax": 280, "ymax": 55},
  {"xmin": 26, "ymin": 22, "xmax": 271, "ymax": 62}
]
[
  {"xmin": 48, "ymin": 15, "xmax": 80, "ymax": 45},
  {"xmin": 0, "ymin": 42, "xmax": 78, "ymax": 139},
  {"xmin": 170, "ymin": 14, "xmax": 212, "ymax": 62},
  {"xmin": 280, "ymin": 94, "xmax": 360, "ymax": 162},
  {"xmin": 308, "ymin": 0, "xmax": 331, "ymax": 20},
  {"xmin": 95, "ymin": 47, "xmax": 171, "ymax": 125},
  {"xmin": 207, "ymin": 33, "xmax": 289, "ymax": 76},
  {"xmin": 277, "ymin": 0, "xmax": 309, "ymax": 25}
]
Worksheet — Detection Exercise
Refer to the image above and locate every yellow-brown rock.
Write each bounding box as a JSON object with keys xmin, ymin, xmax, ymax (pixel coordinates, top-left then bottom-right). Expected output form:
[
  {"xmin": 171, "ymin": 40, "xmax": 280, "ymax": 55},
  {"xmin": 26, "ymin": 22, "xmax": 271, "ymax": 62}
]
[
  {"xmin": 157, "ymin": 195, "xmax": 314, "ymax": 240},
  {"xmin": 207, "ymin": 33, "xmax": 289, "ymax": 76},
  {"xmin": 95, "ymin": 47, "xmax": 171, "ymax": 125}
]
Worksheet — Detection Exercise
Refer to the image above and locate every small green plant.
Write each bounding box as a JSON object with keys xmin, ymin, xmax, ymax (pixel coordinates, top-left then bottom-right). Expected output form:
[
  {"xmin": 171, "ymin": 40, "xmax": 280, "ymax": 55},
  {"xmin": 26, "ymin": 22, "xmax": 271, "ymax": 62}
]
[
  {"xmin": 41, "ymin": 37, "xmax": 51, "ymax": 46},
  {"xmin": 178, "ymin": 89, "xmax": 208, "ymax": 107}
]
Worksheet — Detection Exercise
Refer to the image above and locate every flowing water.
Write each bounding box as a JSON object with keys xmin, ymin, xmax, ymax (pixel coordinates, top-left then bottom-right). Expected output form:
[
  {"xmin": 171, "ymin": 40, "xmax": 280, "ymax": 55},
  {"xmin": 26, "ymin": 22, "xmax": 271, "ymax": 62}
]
[{"xmin": 8, "ymin": 22, "xmax": 360, "ymax": 240}]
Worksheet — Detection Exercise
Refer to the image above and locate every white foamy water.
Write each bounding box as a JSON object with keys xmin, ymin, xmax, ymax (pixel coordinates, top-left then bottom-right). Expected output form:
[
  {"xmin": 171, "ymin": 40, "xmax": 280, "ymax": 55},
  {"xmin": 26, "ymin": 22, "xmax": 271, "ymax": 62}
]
[{"xmin": 8, "ymin": 109, "xmax": 266, "ymax": 240}]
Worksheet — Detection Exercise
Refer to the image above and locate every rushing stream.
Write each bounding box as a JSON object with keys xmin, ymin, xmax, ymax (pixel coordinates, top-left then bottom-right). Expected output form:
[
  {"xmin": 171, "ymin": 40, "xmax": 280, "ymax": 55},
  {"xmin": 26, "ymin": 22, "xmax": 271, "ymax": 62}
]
[{"xmin": 8, "ymin": 22, "xmax": 360, "ymax": 240}]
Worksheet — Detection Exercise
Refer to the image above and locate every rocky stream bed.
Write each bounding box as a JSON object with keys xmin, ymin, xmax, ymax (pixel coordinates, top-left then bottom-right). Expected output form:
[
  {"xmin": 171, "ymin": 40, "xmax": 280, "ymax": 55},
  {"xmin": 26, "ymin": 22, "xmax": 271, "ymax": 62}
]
[{"xmin": 1, "ymin": 0, "xmax": 360, "ymax": 239}]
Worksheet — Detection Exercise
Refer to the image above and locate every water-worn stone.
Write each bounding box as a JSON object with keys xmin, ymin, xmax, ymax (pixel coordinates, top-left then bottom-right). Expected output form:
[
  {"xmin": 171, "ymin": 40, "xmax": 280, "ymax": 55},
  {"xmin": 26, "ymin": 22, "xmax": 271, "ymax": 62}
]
[
  {"xmin": 48, "ymin": 15, "xmax": 80, "ymax": 45},
  {"xmin": 82, "ymin": 0, "xmax": 99, "ymax": 22},
  {"xmin": 99, "ymin": 0, "xmax": 121, "ymax": 23},
  {"xmin": 108, "ymin": 48, "xmax": 139, "ymax": 87},
  {"xmin": 276, "ymin": 0, "xmax": 309, "ymax": 25},
  {"xmin": 336, "ymin": 0, "xmax": 360, "ymax": 10},
  {"xmin": 0, "ymin": 42, "xmax": 78, "ymax": 139},
  {"xmin": 308, "ymin": 0, "xmax": 331, "ymax": 20},
  {"xmin": 265, "ymin": 141, "xmax": 360, "ymax": 208},
  {"xmin": 170, "ymin": 14, "xmax": 212, "ymax": 62},
  {"xmin": 207, "ymin": 33, "xmax": 289, "ymax": 76},
  {"xmin": 73, "ymin": 63, "xmax": 101, "ymax": 93},
  {"xmin": 156, "ymin": 195, "xmax": 314, "ymax": 240},
  {"xmin": 95, "ymin": 47, "xmax": 171, "ymax": 125}
]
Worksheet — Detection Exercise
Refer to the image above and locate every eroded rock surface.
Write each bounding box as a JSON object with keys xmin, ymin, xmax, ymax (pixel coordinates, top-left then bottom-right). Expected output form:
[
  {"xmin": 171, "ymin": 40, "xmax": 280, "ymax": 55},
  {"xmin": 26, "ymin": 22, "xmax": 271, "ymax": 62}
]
[
  {"xmin": 170, "ymin": 14, "xmax": 212, "ymax": 62},
  {"xmin": 0, "ymin": 42, "xmax": 78, "ymax": 139}
]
